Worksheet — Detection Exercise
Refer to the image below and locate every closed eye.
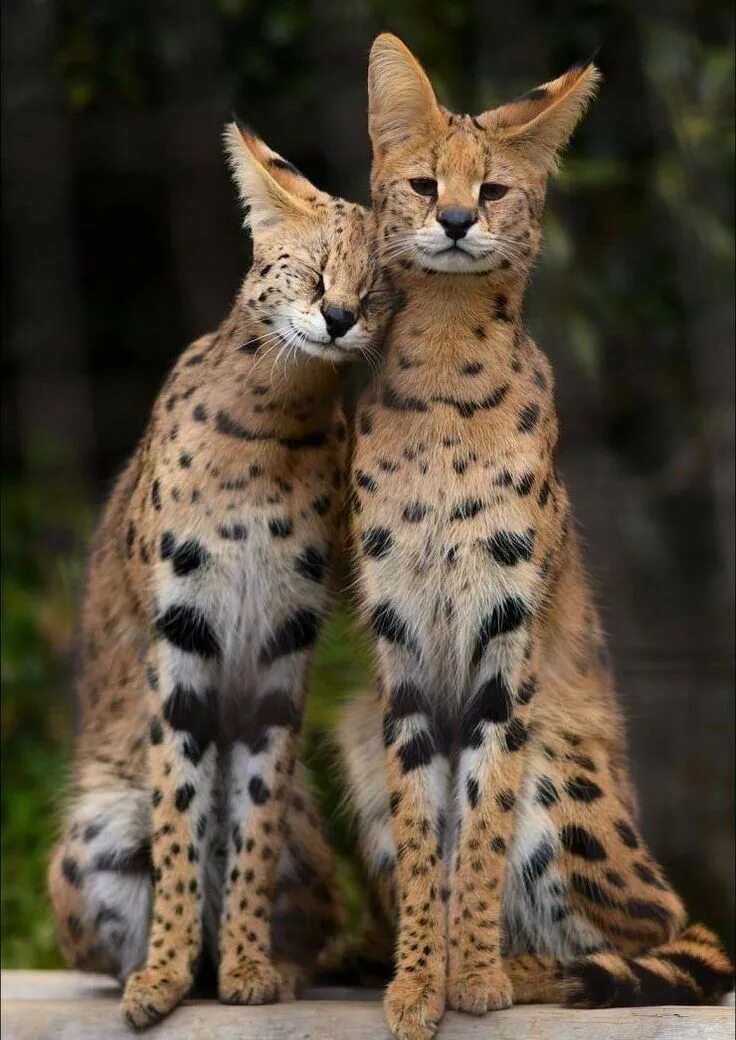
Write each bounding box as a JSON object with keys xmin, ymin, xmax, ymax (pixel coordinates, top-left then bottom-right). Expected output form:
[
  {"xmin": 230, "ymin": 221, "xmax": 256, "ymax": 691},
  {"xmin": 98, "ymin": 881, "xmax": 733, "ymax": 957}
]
[
  {"xmin": 480, "ymin": 183, "xmax": 509, "ymax": 202},
  {"xmin": 312, "ymin": 272, "xmax": 325, "ymax": 301}
]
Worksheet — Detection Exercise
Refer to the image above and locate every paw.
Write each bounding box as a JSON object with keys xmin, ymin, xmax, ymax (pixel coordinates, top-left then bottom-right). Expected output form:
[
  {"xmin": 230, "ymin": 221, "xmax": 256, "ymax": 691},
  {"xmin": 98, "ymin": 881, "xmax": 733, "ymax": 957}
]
[
  {"xmin": 218, "ymin": 958, "xmax": 282, "ymax": 1005},
  {"xmin": 446, "ymin": 965, "xmax": 512, "ymax": 1015},
  {"xmin": 122, "ymin": 967, "xmax": 191, "ymax": 1030},
  {"xmin": 384, "ymin": 970, "xmax": 445, "ymax": 1040}
]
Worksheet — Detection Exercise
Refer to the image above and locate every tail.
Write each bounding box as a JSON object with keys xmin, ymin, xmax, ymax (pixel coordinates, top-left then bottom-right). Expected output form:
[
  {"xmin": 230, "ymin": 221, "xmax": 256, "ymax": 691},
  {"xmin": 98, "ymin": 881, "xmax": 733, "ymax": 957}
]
[
  {"xmin": 507, "ymin": 926, "xmax": 733, "ymax": 1007},
  {"xmin": 563, "ymin": 924, "xmax": 734, "ymax": 1007}
]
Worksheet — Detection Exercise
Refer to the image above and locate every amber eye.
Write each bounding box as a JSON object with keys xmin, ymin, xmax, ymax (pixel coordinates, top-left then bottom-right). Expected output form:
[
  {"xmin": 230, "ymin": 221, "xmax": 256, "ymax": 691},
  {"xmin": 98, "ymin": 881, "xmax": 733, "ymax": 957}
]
[
  {"xmin": 409, "ymin": 177, "xmax": 438, "ymax": 197},
  {"xmin": 480, "ymin": 182, "xmax": 509, "ymax": 202}
]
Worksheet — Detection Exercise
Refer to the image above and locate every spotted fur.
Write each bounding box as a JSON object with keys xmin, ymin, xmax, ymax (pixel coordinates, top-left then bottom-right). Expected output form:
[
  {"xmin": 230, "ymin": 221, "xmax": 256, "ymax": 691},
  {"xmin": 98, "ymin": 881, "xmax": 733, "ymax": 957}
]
[
  {"xmin": 48, "ymin": 122, "xmax": 391, "ymax": 1030},
  {"xmin": 339, "ymin": 35, "xmax": 733, "ymax": 1040}
]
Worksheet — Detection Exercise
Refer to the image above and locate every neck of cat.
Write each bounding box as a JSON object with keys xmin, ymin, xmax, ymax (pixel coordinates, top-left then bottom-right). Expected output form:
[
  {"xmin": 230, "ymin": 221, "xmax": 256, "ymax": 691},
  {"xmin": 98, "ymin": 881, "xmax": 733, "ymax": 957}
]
[
  {"xmin": 209, "ymin": 292, "xmax": 341, "ymax": 432},
  {"xmin": 382, "ymin": 272, "xmax": 525, "ymax": 383}
]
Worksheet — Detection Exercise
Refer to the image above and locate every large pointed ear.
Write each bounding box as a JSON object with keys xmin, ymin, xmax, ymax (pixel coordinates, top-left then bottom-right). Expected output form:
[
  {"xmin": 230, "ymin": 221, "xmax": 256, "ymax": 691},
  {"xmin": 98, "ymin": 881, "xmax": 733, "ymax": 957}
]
[
  {"xmin": 368, "ymin": 33, "xmax": 443, "ymax": 153},
  {"xmin": 478, "ymin": 57, "xmax": 601, "ymax": 170},
  {"xmin": 223, "ymin": 121, "xmax": 323, "ymax": 232}
]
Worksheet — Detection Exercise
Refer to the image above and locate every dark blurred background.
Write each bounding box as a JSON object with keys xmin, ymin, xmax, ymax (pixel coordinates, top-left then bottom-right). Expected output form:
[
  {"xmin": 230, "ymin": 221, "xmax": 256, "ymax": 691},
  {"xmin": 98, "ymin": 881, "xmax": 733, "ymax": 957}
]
[{"xmin": 2, "ymin": 0, "xmax": 734, "ymax": 967}]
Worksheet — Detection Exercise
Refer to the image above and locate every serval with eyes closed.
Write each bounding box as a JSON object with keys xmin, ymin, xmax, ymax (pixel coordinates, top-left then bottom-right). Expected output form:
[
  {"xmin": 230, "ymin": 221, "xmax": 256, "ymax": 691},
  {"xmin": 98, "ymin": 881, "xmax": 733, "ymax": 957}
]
[
  {"xmin": 338, "ymin": 34, "xmax": 733, "ymax": 1040},
  {"xmin": 48, "ymin": 121, "xmax": 392, "ymax": 1030}
]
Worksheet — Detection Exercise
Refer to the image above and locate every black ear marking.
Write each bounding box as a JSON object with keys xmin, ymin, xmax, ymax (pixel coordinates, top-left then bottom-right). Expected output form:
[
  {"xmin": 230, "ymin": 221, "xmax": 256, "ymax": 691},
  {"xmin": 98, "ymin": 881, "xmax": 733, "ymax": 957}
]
[{"xmin": 269, "ymin": 156, "xmax": 304, "ymax": 178}]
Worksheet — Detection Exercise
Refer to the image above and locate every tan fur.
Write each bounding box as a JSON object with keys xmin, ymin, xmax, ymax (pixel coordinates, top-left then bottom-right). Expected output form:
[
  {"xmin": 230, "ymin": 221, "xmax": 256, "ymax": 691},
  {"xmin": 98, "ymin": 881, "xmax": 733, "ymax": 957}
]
[
  {"xmin": 48, "ymin": 124, "xmax": 391, "ymax": 1029},
  {"xmin": 338, "ymin": 34, "xmax": 733, "ymax": 1039}
]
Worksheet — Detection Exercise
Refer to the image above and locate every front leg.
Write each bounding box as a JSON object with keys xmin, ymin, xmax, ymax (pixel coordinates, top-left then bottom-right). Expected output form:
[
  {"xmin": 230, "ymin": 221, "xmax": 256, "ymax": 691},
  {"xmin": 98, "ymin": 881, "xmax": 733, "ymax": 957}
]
[
  {"xmin": 446, "ymin": 612, "xmax": 537, "ymax": 1015},
  {"xmin": 217, "ymin": 607, "xmax": 321, "ymax": 1005},
  {"xmin": 373, "ymin": 607, "xmax": 450, "ymax": 1040},
  {"xmin": 122, "ymin": 605, "xmax": 220, "ymax": 1029}
]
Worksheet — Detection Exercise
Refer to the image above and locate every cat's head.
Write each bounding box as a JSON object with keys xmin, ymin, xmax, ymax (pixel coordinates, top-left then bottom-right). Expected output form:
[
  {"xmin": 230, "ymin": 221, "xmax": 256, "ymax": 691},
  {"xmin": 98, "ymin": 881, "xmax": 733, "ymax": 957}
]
[
  {"xmin": 225, "ymin": 121, "xmax": 390, "ymax": 363},
  {"xmin": 367, "ymin": 34, "xmax": 599, "ymax": 278}
]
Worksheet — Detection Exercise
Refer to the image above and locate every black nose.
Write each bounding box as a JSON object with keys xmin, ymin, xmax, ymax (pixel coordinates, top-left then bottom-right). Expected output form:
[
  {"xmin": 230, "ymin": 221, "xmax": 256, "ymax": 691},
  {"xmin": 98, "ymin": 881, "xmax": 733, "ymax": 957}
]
[
  {"xmin": 322, "ymin": 305, "xmax": 357, "ymax": 340},
  {"xmin": 438, "ymin": 207, "xmax": 476, "ymax": 241}
]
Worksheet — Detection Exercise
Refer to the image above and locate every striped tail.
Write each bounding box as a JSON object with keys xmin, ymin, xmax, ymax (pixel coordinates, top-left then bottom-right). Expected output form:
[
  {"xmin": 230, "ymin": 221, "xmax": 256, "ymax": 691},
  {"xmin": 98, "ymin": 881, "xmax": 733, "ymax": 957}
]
[{"xmin": 563, "ymin": 924, "xmax": 734, "ymax": 1007}]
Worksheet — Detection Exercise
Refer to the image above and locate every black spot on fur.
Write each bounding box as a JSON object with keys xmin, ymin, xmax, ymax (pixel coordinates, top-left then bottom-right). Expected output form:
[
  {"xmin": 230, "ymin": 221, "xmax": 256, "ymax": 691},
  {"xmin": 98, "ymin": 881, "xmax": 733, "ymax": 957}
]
[
  {"xmin": 355, "ymin": 470, "xmax": 378, "ymax": 493},
  {"xmin": 614, "ymin": 820, "xmax": 639, "ymax": 848},
  {"xmin": 497, "ymin": 789, "xmax": 515, "ymax": 812},
  {"xmin": 92, "ymin": 844, "xmax": 152, "ymax": 874},
  {"xmin": 565, "ymin": 776, "xmax": 603, "ymax": 803},
  {"xmin": 570, "ymin": 871, "xmax": 612, "ymax": 907},
  {"xmin": 215, "ymin": 410, "xmax": 326, "ymax": 450},
  {"xmin": 494, "ymin": 293, "xmax": 512, "ymax": 322},
  {"xmin": 172, "ymin": 539, "xmax": 210, "ymax": 577},
  {"xmin": 149, "ymin": 718, "xmax": 164, "ymax": 745},
  {"xmin": 248, "ymin": 776, "xmax": 270, "ymax": 805},
  {"xmin": 537, "ymin": 480, "xmax": 551, "ymax": 507},
  {"xmin": 217, "ymin": 523, "xmax": 248, "ymax": 541},
  {"xmin": 193, "ymin": 404, "xmax": 207, "ymax": 422},
  {"xmin": 398, "ymin": 731, "xmax": 435, "ymax": 772},
  {"xmin": 536, "ymin": 776, "xmax": 560, "ymax": 807},
  {"xmin": 560, "ymin": 824, "xmax": 607, "ymax": 861},
  {"xmin": 484, "ymin": 529, "xmax": 535, "ymax": 565},
  {"xmin": 295, "ymin": 546, "xmax": 328, "ymax": 582},
  {"xmin": 238, "ymin": 689, "xmax": 301, "ymax": 752},
  {"xmin": 472, "ymin": 597, "xmax": 530, "ymax": 664},
  {"xmin": 156, "ymin": 604, "xmax": 220, "ymax": 658},
  {"xmin": 449, "ymin": 497, "xmax": 485, "ymax": 522},
  {"xmin": 174, "ymin": 784, "xmax": 196, "ymax": 812},
  {"xmin": 462, "ymin": 360, "xmax": 484, "ymax": 375},
  {"xmin": 522, "ymin": 840, "xmax": 556, "ymax": 890},
  {"xmin": 518, "ymin": 402, "xmax": 541, "ymax": 433},
  {"xmin": 504, "ymin": 717, "xmax": 529, "ymax": 752},
  {"xmin": 269, "ymin": 517, "xmax": 293, "ymax": 538},
  {"xmin": 151, "ymin": 480, "xmax": 162, "ymax": 511},
  {"xmin": 383, "ymin": 383, "xmax": 429, "ymax": 412},
  {"xmin": 517, "ymin": 676, "xmax": 538, "ymax": 704},
  {"xmin": 461, "ymin": 675, "xmax": 513, "ymax": 747},
  {"xmin": 466, "ymin": 777, "xmax": 480, "ymax": 808},
  {"xmin": 312, "ymin": 495, "xmax": 331, "ymax": 516},
  {"xmin": 359, "ymin": 410, "xmax": 374, "ymax": 435},
  {"xmin": 515, "ymin": 472, "xmax": 535, "ymax": 496},
  {"xmin": 163, "ymin": 684, "xmax": 216, "ymax": 764},
  {"xmin": 62, "ymin": 857, "xmax": 82, "ymax": 888},
  {"xmin": 402, "ymin": 501, "xmax": 429, "ymax": 523},
  {"xmin": 160, "ymin": 531, "xmax": 176, "ymax": 560},
  {"xmin": 363, "ymin": 527, "xmax": 393, "ymax": 558},
  {"xmin": 259, "ymin": 609, "xmax": 320, "ymax": 666},
  {"xmin": 371, "ymin": 602, "xmax": 417, "ymax": 652},
  {"xmin": 626, "ymin": 899, "xmax": 673, "ymax": 926}
]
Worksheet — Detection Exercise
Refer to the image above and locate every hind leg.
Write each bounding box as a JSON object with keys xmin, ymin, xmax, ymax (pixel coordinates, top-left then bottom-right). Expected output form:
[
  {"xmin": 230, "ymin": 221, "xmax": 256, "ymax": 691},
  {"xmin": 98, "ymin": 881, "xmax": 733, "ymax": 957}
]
[
  {"xmin": 48, "ymin": 785, "xmax": 153, "ymax": 980},
  {"xmin": 502, "ymin": 731, "xmax": 686, "ymax": 973}
]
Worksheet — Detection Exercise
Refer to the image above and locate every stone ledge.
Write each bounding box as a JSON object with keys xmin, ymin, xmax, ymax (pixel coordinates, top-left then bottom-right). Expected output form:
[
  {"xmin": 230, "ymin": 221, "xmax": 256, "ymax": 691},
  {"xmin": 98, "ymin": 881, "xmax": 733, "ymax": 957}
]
[{"xmin": 1, "ymin": 972, "xmax": 734, "ymax": 1040}]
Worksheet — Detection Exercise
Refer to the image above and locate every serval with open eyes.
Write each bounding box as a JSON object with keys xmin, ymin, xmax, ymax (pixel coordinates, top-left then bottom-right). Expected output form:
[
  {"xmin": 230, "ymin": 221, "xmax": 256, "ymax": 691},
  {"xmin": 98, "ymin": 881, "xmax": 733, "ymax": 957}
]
[
  {"xmin": 48, "ymin": 121, "xmax": 392, "ymax": 1030},
  {"xmin": 337, "ymin": 33, "xmax": 733, "ymax": 1040}
]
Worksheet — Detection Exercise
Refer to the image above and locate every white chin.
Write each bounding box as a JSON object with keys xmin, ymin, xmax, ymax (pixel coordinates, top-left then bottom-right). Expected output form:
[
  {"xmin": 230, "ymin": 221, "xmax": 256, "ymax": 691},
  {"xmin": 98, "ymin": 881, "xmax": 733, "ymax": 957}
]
[
  {"xmin": 297, "ymin": 340, "xmax": 346, "ymax": 362},
  {"xmin": 418, "ymin": 248, "xmax": 494, "ymax": 274}
]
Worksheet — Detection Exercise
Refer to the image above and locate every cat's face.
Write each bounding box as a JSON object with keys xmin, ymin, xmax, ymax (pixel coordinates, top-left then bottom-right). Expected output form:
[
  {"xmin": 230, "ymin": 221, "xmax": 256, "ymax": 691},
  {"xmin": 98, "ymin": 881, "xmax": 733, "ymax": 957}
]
[
  {"xmin": 225, "ymin": 123, "xmax": 391, "ymax": 363},
  {"xmin": 368, "ymin": 34, "xmax": 599, "ymax": 278}
]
